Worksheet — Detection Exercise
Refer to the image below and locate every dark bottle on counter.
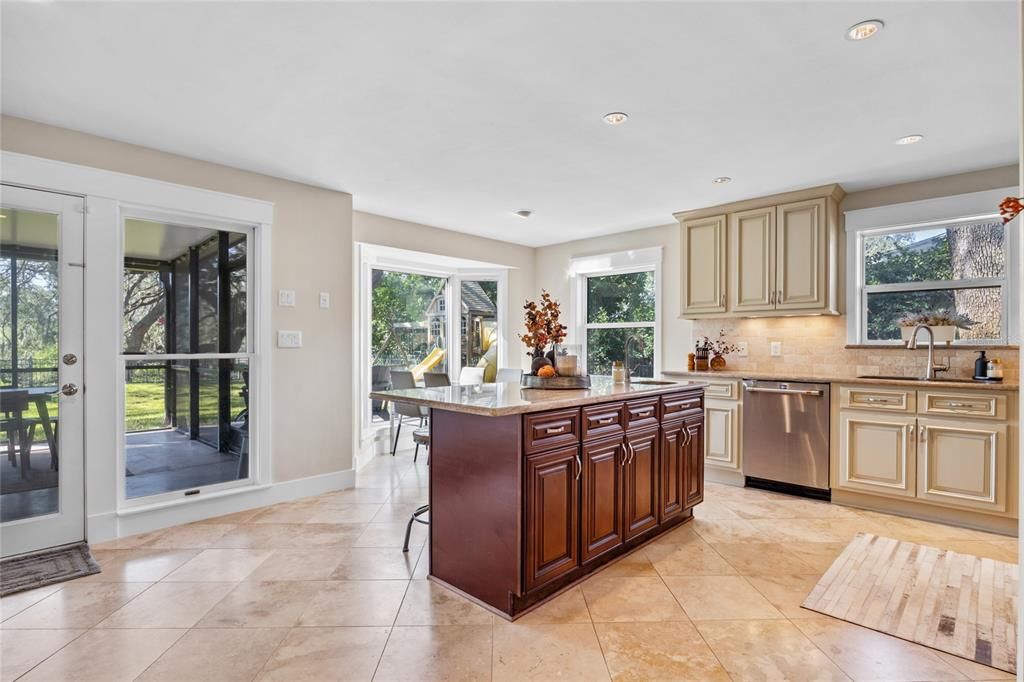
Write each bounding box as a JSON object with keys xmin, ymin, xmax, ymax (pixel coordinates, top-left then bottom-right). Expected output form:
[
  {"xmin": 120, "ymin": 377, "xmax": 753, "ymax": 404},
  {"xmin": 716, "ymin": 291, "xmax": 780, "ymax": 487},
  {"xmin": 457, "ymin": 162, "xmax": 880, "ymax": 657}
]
[{"xmin": 974, "ymin": 350, "xmax": 988, "ymax": 379}]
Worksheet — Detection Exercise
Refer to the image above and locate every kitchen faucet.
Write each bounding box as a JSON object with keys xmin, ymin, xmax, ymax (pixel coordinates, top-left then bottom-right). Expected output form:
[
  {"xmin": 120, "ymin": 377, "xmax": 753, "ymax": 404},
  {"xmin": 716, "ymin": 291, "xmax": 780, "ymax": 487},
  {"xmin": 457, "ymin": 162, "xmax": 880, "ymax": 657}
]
[
  {"xmin": 905, "ymin": 324, "xmax": 949, "ymax": 380},
  {"xmin": 624, "ymin": 334, "xmax": 645, "ymax": 383}
]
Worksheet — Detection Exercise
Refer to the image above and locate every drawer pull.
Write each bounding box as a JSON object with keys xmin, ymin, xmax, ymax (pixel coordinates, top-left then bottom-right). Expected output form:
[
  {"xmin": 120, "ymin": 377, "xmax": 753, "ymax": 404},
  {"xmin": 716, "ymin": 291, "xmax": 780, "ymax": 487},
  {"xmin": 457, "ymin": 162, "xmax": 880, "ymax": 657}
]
[
  {"xmin": 595, "ymin": 417, "xmax": 616, "ymax": 425},
  {"xmin": 939, "ymin": 401, "xmax": 984, "ymax": 410},
  {"xmin": 635, "ymin": 410, "xmax": 654, "ymax": 418},
  {"xmin": 544, "ymin": 425, "xmax": 567, "ymax": 435},
  {"xmin": 862, "ymin": 396, "xmax": 897, "ymax": 404}
]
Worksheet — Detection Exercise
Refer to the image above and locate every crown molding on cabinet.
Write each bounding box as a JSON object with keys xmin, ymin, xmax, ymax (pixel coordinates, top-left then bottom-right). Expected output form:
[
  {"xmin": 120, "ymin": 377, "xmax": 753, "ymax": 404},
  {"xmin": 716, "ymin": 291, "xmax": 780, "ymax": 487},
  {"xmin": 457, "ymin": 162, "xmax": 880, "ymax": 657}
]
[{"xmin": 673, "ymin": 183, "xmax": 846, "ymax": 222}]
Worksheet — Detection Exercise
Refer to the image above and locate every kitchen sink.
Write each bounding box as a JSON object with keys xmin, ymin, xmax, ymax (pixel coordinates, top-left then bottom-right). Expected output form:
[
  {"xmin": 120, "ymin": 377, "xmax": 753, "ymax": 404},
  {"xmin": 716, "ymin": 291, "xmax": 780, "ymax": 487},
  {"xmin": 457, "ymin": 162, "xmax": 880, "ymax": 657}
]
[
  {"xmin": 628, "ymin": 380, "xmax": 676, "ymax": 386},
  {"xmin": 856, "ymin": 374, "xmax": 966, "ymax": 383}
]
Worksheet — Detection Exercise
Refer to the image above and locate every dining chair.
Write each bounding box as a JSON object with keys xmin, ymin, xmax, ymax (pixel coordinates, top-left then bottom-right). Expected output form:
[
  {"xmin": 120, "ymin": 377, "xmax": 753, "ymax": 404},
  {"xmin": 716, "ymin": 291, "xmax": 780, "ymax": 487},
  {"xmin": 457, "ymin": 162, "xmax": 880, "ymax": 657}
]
[
  {"xmin": 495, "ymin": 368, "xmax": 524, "ymax": 384},
  {"xmin": 422, "ymin": 372, "xmax": 451, "ymax": 388},
  {"xmin": 458, "ymin": 366, "xmax": 485, "ymax": 386},
  {"xmin": 0, "ymin": 390, "xmax": 34, "ymax": 479},
  {"xmin": 389, "ymin": 370, "xmax": 427, "ymax": 456},
  {"xmin": 417, "ymin": 372, "xmax": 449, "ymax": 463}
]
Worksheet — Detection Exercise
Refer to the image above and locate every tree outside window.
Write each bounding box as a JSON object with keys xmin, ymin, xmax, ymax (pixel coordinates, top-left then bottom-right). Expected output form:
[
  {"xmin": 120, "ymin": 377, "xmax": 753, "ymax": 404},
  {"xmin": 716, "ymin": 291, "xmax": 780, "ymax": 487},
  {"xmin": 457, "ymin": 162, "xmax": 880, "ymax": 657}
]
[{"xmin": 584, "ymin": 270, "xmax": 656, "ymax": 377}]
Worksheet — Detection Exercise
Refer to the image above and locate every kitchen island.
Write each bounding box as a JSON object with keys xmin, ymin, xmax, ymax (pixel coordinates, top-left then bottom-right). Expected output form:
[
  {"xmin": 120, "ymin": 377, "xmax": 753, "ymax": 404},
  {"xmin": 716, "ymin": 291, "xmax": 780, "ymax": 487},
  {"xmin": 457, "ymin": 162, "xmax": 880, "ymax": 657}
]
[{"xmin": 370, "ymin": 376, "xmax": 708, "ymax": 619}]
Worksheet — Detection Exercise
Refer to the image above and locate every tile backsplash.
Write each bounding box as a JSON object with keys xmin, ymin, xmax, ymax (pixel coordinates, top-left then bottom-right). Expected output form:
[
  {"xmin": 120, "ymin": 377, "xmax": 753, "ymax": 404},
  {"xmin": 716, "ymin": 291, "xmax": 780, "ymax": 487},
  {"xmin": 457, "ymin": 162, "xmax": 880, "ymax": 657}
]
[{"xmin": 689, "ymin": 316, "xmax": 1019, "ymax": 382}]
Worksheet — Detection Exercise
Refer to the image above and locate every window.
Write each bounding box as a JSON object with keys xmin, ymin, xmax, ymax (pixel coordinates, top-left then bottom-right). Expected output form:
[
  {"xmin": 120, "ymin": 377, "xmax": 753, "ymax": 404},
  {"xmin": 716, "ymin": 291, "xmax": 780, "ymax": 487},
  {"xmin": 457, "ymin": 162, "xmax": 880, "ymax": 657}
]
[
  {"xmin": 856, "ymin": 218, "xmax": 1010, "ymax": 344},
  {"xmin": 572, "ymin": 248, "xmax": 661, "ymax": 378}
]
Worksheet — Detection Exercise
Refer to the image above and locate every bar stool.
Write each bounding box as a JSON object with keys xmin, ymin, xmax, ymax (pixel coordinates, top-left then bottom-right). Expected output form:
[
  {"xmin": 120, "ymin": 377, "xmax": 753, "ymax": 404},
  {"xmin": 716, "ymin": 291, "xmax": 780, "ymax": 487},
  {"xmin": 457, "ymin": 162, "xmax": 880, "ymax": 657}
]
[
  {"xmin": 403, "ymin": 372, "xmax": 448, "ymax": 552},
  {"xmin": 412, "ymin": 427, "xmax": 430, "ymax": 463}
]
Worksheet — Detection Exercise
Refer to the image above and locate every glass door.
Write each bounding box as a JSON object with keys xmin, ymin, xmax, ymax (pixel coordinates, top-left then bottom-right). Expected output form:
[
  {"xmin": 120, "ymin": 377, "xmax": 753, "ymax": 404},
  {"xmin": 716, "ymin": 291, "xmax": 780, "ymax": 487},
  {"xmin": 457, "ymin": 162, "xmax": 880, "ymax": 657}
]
[{"xmin": 0, "ymin": 185, "xmax": 85, "ymax": 557}]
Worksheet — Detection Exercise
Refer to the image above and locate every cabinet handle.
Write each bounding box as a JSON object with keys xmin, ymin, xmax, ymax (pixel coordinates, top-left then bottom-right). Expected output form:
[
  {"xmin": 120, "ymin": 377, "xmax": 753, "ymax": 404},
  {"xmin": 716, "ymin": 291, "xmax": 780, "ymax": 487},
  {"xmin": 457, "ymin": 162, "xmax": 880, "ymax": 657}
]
[
  {"xmin": 940, "ymin": 401, "xmax": 984, "ymax": 410},
  {"xmin": 919, "ymin": 426, "xmax": 927, "ymax": 443},
  {"xmin": 720, "ymin": 294, "xmax": 725, "ymax": 307},
  {"xmin": 682, "ymin": 428, "xmax": 690, "ymax": 447},
  {"xmin": 596, "ymin": 417, "xmax": 615, "ymax": 425},
  {"xmin": 574, "ymin": 453, "xmax": 582, "ymax": 480},
  {"xmin": 544, "ymin": 425, "xmax": 566, "ymax": 434},
  {"xmin": 620, "ymin": 443, "xmax": 630, "ymax": 467},
  {"xmin": 635, "ymin": 410, "xmax": 653, "ymax": 418},
  {"xmin": 769, "ymin": 291, "xmax": 774, "ymax": 305},
  {"xmin": 907, "ymin": 424, "xmax": 915, "ymax": 438},
  {"xmin": 863, "ymin": 396, "xmax": 897, "ymax": 404},
  {"xmin": 629, "ymin": 442, "xmax": 637, "ymax": 464}
]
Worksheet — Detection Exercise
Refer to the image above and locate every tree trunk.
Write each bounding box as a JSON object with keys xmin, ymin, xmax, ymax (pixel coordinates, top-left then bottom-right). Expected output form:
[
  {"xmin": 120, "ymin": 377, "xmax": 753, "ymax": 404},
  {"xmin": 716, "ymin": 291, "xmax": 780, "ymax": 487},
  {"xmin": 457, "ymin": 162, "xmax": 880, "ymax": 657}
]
[{"xmin": 945, "ymin": 223, "xmax": 1003, "ymax": 339}]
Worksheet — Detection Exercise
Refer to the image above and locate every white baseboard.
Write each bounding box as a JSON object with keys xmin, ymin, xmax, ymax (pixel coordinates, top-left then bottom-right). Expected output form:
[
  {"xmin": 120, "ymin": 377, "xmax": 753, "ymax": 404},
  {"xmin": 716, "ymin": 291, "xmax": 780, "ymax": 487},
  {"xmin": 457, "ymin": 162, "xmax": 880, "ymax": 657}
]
[
  {"xmin": 705, "ymin": 467, "xmax": 745, "ymax": 487},
  {"xmin": 87, "ymin": 468, "xmax": 355, "ymax": 543}
]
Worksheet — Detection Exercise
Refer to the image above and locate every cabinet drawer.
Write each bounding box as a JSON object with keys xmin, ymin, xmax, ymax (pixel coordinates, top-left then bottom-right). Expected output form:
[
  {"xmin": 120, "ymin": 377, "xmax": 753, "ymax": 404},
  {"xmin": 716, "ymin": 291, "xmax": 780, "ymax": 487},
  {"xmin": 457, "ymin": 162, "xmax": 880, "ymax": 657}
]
[
  {"xmin": 582, "ymin": 402, "xmax": 625, "ymax": 442},
  {"xmin": 524, "ymin": 408, "xmax": 580, "ymax": 454},
  {"xmin": 703, "ymin": 380, "xmax": 738, "ymax": 400},
  {"xmin": 839, "ymin": 386, "xmax": 915, "ymax": 413},
  {"xmin": 625, "ymin": 397, "xmax": 660, "ymax": 430},
  {"xmin": 661, "ymin": 392, "xmax": 703, "ymax": 420},
  {"xmin": 919, "ymin": 390, "xmax": 1007, "ymax": 420}
]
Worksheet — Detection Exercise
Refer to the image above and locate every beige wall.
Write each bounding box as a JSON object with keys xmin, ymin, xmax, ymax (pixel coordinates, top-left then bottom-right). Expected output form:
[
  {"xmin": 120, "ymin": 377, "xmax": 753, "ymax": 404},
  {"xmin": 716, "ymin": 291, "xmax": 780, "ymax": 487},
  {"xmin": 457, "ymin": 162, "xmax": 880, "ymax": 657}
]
[
  {"xmin": 1, "ymin": 115, "xmax": 354, "ymax": 482},
  {"xmin": 353, "ymin": 210, "xmax": 537, "ymax": 371}
]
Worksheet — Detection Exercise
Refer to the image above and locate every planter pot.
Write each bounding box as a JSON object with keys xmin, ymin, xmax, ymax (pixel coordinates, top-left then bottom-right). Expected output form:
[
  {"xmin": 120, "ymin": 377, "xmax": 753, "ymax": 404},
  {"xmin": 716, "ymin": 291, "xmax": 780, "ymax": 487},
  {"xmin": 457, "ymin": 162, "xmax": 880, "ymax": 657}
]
[
  {"xmin": 709, "ymin": 354, "xmax": 727, "ymax": 370},
  {"xmin": 901, "ymin": 325, "xmax": 956, "ymax": 344}
]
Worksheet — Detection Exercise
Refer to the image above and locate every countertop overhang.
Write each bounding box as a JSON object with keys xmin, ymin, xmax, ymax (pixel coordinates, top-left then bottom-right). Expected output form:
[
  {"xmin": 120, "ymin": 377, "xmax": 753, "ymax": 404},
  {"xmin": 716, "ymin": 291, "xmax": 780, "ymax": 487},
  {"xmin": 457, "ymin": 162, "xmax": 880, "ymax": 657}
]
[
  {"xmin": 662, "ymin": 370, "xmax": 1018, "ymax": 391},
  {"xmin": 369, "ymin": 376, "xmax": 709, "ymax": 417}
]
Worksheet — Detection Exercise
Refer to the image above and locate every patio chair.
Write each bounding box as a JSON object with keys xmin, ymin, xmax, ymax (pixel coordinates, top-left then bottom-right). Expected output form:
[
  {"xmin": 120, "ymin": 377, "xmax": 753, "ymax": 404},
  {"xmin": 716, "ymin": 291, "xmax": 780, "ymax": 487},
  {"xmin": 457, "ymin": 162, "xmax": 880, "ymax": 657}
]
[
  {"xmin": 389, "ymin": 370, "xmax": 427, "ymax": 456},
  {"xmin": 495, "ymin": 368, "xmax": 524, "ymax": 384},
  {"xmin": 1, "ymin": 390, "xmax": 35, "ymax": 479},
  {"xmin": 457, "ymin": 367, "xmax": 485, "ymax": 386}
]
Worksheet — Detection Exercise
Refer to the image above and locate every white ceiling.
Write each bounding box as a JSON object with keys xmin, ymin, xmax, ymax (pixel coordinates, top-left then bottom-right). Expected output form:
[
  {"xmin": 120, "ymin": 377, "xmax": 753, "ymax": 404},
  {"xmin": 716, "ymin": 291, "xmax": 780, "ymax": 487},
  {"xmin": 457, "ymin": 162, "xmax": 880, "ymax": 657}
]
[{"xmin": 1, "ymin": 2, "xmax": 1019, "ymax": 247}]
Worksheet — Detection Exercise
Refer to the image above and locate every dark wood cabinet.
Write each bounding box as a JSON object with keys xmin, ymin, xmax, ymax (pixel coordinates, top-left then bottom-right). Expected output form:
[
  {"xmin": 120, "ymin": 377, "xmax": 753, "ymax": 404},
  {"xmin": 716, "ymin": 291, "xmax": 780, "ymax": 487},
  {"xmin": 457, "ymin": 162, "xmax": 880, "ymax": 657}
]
[
  {"xmin": 524, "ymin": 445, "xmax": 581, "ymax": 591},
  {"xmin": 684, "ymin": 416, "xmax": 705, "ymax": 509},
  {"xmin": 659, "ymin": 419, "xmax": 686, "ymax": 523},
  {"xmin": 623, "ymin": 426, "xmax": 660, "ymax": 539},
  {"xmin": 581, "ymin": 437, "xmax": 625, "ymax": 563}
]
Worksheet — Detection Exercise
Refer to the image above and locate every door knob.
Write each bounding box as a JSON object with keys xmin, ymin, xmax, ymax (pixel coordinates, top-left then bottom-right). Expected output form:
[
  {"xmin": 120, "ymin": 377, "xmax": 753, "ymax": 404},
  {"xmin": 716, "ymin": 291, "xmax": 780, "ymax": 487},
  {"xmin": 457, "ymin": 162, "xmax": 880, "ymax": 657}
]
[
  {"xmin": 62, "ymin": 353, "xmax": 78, "ymax": 366},
  {"xmin": 60, "ymin": 383, "xmax": 79, "ymax": 396}
]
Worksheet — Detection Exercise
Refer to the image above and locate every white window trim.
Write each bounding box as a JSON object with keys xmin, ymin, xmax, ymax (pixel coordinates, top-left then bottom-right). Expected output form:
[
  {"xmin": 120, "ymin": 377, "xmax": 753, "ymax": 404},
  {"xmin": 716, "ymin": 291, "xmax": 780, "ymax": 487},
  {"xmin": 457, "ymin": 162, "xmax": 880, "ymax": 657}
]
[
  {"xmin": 355, "ymin": 242, "xmax": 511, "ymax": 459},
  {"xmin": 569, "ymin": 247, "xmax": 662, "ymax": 376},
  {"xmin": 845, "ymin": 187, "xmax": 1020, "ymax": 346}
]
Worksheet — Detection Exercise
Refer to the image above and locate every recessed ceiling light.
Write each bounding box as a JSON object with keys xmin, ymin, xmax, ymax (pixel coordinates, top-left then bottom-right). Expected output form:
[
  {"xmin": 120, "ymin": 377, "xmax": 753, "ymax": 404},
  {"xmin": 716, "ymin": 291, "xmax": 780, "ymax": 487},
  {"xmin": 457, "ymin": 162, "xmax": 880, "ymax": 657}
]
[
  {"xmin": 895, "ymin": 134, "xmax": 924, "ymax": 145},
  {"xmin": 712, "ymin": 176, "xmax": 732, "ymax": 184},
  {"xmin": 846, "ymin": 19, "xmax": 884, "ymax": 41},
  {"xmin": 514, "ymin": 210, "xmax": 533, "ymax": 219},
  {"xmin": 603, "ymin": 112, "xmax": 629, "ymax": 125}
]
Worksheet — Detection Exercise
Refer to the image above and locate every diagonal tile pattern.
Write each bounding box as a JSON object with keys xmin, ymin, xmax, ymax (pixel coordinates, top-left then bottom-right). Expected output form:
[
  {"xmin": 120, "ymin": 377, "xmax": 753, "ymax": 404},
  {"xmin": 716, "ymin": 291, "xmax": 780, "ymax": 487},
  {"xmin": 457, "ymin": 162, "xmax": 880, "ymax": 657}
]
[{"xmin": 2, "ymin": 448, "xmax": 1017, "ymax": 680}]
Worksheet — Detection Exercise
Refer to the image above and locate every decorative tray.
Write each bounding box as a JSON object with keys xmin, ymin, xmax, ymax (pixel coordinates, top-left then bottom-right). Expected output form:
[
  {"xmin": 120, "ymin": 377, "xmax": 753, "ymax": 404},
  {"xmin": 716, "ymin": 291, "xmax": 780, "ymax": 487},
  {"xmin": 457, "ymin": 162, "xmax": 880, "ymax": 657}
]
[{"xmin": 521, "ymin": 374, "xmax": 592, "ymax": 390}]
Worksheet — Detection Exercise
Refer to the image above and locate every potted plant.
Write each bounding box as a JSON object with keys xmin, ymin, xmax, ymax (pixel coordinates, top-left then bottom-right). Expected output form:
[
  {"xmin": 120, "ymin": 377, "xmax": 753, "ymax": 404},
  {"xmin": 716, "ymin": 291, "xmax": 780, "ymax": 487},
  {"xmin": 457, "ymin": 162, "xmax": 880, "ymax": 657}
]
[
  {"xmin": 518, "ymin": 290, "xmax": 567, "ymax": 375},
  {"xmin": 696, "ymin": 329, "xmax": 741, "ymax": 370},
  {"xmin": 897, "ymin": 310, "xmax": 975, "ymax": 344}
]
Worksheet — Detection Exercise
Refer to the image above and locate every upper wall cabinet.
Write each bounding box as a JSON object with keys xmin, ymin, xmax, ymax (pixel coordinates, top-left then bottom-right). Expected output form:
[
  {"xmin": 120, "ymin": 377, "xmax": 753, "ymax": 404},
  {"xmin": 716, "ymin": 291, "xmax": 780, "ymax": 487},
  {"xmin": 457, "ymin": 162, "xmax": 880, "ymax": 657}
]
[{"xmin": 677, "ymin": 185, "xmax": 843, "ymax": 319}]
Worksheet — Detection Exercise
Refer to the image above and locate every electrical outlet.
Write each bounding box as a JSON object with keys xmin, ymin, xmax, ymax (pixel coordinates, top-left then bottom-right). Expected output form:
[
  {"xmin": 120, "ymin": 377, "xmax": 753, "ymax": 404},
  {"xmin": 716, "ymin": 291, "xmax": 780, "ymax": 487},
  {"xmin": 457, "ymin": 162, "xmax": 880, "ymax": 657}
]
[
  {"xmin": 278, "ymin": 289, "xmax": 296, "ymax": 307},
  {"xmin": 277, "ymin": 330, "xmax": 303, "ymax": 348},
  {"xmin": 736, "ymin": 341, "xmax": 748, "ymax": 357},
  {"xmin": 319, "ymin": 292, "xmax": 330, "ymax": 309},
  {"xmin": 770, "ymin": 341, "xmax": 782, "ymax": 357}
]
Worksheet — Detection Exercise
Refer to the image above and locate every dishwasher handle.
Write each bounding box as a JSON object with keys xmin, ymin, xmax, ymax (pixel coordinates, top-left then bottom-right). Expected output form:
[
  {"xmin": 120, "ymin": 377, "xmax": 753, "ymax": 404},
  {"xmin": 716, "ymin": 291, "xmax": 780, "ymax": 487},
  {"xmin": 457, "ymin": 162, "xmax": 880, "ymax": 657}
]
[{"xmin": 744, "ymin": 386, "xmax": 824, "ymax": 397}]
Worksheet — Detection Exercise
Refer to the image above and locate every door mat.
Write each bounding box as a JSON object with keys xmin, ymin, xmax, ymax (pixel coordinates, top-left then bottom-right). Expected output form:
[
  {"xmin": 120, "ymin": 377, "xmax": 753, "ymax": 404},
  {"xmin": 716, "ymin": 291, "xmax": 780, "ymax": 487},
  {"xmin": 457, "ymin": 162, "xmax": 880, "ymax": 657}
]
[
  {"xmin": 1, "ymin": 542, "xmax": 101, "ymax": 596},
  {"xmin": 802, "ymin": 532, "xmax": 1017, "ymax": 674}
]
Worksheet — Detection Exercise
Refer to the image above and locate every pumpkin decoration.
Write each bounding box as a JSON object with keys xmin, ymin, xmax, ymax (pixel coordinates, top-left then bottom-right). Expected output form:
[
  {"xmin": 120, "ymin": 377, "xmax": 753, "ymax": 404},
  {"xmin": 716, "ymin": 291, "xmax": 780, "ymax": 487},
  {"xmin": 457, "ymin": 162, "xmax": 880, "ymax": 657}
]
[
  {"xmin": 536, "ymin": 365, "xmax": 557, "ymax": 378},
  {"xmin": 999, "ymin": 196, "xmax": 1023, "ymax": 224}
]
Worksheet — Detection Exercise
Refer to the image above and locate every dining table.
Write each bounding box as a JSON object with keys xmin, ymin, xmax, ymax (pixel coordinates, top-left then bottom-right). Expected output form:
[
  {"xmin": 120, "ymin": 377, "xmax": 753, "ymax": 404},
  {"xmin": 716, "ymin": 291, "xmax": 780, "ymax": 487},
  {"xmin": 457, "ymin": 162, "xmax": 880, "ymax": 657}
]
[{"xmin": 0, "ymin": 386, "xmax": 59, "ymax": 478}]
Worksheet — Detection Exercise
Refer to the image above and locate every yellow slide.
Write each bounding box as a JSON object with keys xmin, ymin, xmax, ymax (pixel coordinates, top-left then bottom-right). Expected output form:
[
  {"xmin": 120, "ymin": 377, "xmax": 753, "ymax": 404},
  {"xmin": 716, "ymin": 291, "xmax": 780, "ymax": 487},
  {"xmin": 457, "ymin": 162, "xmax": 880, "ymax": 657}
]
[{"xmin": 410, "ymin": 347, "xmax": 446, "ymax": 381}]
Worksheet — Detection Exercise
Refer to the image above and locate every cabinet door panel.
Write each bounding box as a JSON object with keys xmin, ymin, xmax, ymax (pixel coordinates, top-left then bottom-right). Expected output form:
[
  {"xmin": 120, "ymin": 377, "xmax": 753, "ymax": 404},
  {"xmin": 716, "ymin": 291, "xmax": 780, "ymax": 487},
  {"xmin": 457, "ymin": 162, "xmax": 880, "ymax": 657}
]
[
  {"xmin": 684, "ymin": 417, "xmax": 704, "ymax": 509},
  {"xmin": 581, "ymin": 437, "xmax": 625, "ymax": 563},
  {"xmin": 704, "ymin": 400, "xmax": 740, "ymax": 471},
  {"xmin": 917, "ymin": 418, "xmax": 1006, "ymax": 513},
  {"xmin": 837, "ymin": 412, "xmax": 916, "ymax": 498},
  {"xmin": 776, "ymin": 198, "xmax": 827, "ymax": 310},
  {"xmin": 624, "ymin": 427, "xmax": 660, "ymax": 539},
  {"xmin": 524, "ymin": 446, "xmax": 580, "ymax": 591},
  {"xmin": 730, "ymin": 207, "xmax": 775, "ymax": 312},
  {"xmin": 659, "ymin": 420, "xmax": 685, "ymax": 523},
  {"xmin": 681, "ymin": 215, "xmax": 727, "ymax": 316}
]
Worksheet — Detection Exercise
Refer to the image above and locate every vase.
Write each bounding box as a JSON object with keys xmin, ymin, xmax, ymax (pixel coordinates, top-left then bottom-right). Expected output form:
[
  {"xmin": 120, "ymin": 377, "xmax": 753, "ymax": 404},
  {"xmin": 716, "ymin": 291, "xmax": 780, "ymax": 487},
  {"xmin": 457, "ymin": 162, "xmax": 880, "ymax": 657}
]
[{"xmin": 709, "ymin": 354, "xmax": 727, "ymax": 370}]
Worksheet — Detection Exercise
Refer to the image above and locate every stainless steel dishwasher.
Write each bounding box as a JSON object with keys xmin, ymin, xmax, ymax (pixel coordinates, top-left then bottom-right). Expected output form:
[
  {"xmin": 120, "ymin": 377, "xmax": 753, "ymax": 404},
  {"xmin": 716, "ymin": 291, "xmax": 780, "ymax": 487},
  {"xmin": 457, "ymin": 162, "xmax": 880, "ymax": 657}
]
[{"xmin": 742, "ymin": 379, "xmax": 830, "ymax": 498}]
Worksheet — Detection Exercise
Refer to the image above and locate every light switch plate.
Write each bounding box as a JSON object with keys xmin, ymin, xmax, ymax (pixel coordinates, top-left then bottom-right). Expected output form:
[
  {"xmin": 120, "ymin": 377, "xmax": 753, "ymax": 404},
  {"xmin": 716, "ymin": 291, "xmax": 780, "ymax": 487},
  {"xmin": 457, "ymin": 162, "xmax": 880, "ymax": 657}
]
[
  {"xmin": 277, "ymin": 330, "xmax": 302, "ymax": 348},
  {"xmin": 770, "ymin": 341, "xmax": 782, "ymax": 357},
  {"xmin": 319, "ymin": 292, "xmax": 330, "ymax": 309},
  {"xmin": 278, "ymin": 289, "xmax": 296, "ymax": 307},
  {"xmin": 736, "ymin": 341, "xmax": 748, "ymax": 357}
]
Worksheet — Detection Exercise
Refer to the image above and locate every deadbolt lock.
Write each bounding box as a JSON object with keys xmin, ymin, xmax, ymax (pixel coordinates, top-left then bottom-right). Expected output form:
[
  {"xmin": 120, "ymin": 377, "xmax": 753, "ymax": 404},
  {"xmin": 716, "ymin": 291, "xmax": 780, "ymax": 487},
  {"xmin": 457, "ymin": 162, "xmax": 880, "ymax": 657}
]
[{"xmin": 62, "ymin": 353, "xmax": 78, "ymax": 366}]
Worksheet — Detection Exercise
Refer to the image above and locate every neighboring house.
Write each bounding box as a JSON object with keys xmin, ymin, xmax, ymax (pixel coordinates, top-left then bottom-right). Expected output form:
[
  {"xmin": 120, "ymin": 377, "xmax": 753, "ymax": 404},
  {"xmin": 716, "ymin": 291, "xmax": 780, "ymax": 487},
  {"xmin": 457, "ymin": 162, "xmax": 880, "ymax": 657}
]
[{"xmin": 426, "ymin": 281, "xmax": 497, "ymax": 366}]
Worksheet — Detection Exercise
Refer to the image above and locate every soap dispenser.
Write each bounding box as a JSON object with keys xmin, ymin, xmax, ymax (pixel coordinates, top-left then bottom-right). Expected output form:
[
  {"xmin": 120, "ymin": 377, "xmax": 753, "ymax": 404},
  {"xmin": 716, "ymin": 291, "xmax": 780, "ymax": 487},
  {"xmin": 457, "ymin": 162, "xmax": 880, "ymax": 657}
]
[{"xmin": 974, "ymin": 350, "xmax": 988, "ymax": 380}]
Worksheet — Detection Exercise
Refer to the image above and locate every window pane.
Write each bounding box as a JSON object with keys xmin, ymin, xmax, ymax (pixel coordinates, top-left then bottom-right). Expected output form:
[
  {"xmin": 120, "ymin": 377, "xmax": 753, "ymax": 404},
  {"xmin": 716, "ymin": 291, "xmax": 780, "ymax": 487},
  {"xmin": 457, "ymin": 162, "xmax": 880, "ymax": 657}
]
[
  {"xmin": 864, "ymin": 221, "xmax": 1005, "ymax": 285},
  {"xmin": 123, "ymin": 219, "xmax": 248, "ymax": 354},
  {"xmin": 587, "ymin": 327, "xmax": 654, "ymax": 378},
  {"xmin": 125, "ymin": 358, "xmax": 249, "ymax": 499},
  {"xmin": 370, "ymin": 269, "xmax": 447, "ymax": 423},
  {"xmin": 865, "ymin": 287, "xmax": 1003, "ymax": 341},
  {"xmin": 460, "ymin": 280, "xmax": 498, "ymax": 381},
  {"xmin": 587, "ymin": 271, "xmax": 655, "ymax": 323}
]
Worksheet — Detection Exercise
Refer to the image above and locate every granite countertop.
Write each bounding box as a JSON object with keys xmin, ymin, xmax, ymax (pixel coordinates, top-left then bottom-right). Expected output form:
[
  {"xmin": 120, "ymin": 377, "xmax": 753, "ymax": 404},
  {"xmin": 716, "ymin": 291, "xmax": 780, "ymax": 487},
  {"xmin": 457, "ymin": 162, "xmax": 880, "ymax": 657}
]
[
  {"xmin": 662, "ymin": 369, "xmax": 1018, "ymax": 391},
  {"xmin": 369, "ymin": 375, "xmax": 709, "ymax": 417}
]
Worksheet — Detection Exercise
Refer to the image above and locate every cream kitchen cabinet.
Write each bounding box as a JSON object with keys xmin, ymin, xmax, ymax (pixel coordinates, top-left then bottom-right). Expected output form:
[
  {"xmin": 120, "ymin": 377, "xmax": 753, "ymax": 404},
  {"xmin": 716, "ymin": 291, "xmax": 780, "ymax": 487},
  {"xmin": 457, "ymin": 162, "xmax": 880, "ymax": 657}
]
[
  {"xmin": 916, "ymin": 417, "xmax": 1007, "ymax": 513},
  {"xmin": 680, "ymin": 214, "xmax": 727, "ymax": 316},
  {"xmin": 677, "ymin": 184, "xmax": 843, "ymax": 319},
  {"xmin": 701, "ymin": 378, "xmax": 743, "ymax": 485},
  {"xmin": 837, "ymin": 412, "xmax": 916, "ymax": 498}
]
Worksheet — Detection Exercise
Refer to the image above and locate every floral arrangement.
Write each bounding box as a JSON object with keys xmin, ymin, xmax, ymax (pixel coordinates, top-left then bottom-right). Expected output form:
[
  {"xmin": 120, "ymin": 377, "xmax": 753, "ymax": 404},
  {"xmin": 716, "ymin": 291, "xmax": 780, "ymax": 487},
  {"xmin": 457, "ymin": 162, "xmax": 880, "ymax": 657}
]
[
  {"xmin": 518, "ymin": 290, "xmax": 567, "ymax": 373},
  {"xmin": 696, "ymin": 329, "xmax": 742, "ymax": 357},
  {"xmin": 897, "ymin": 310, "xmax": 976, "ymax": 330},
  {"xmin": 999, "ymin": 196, "xmax": 1023, "ymax": 224}
]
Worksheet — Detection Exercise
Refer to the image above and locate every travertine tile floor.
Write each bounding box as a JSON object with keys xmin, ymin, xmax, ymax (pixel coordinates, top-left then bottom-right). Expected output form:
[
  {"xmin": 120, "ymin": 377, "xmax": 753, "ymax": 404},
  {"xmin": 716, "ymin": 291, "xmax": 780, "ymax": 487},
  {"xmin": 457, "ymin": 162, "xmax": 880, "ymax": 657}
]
[{"xmin": 1, "ymin": 447, "xmax": 1018, "ymax": 681}]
